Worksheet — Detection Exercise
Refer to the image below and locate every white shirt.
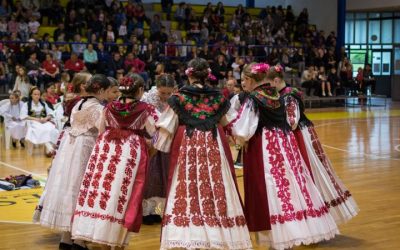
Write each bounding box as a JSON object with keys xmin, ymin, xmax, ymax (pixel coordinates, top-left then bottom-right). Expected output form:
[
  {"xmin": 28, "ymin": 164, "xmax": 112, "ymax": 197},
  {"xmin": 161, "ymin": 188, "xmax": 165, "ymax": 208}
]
[{"xmin": 20, "ymin": 101, "xmax": 53, "ymax": 120}]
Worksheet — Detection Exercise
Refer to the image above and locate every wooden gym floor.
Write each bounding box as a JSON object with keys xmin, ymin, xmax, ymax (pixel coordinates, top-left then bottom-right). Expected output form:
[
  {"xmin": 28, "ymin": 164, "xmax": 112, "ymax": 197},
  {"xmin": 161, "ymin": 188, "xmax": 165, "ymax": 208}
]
[{"xmin": 0, "ymin": 101, "xmax": 399, "ymax": 250}]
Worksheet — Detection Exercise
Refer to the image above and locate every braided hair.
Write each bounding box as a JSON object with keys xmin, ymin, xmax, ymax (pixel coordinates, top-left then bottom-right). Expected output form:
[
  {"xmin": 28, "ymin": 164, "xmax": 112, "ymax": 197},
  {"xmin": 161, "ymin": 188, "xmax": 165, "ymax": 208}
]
[
  {"xmin": 185, "ymin": 58, "xmax": 210, "ymax": 85},
  {"xmin": 118, "ymin": 73, "xmax": 145, "ymax": 101}
]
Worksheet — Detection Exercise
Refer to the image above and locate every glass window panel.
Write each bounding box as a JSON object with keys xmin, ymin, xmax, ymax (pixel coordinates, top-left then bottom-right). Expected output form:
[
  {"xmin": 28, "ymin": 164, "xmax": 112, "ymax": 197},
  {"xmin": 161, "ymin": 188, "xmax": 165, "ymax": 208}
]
[
  {"xmin": 369, "ymin": 13, "xmax": 380, "ymax": 18},
  {"xmin": 372, "ymin": 45, "xmax": 382, "ymax": 49},
  {"xmin": 355, "ymin": 20, "xmax": 367, "ymax": 43},
  {"xmin": 346, "ymin": 13, "xmax": 354, "ymax": 20},
  {"xmin": 356, "ymin": 13, "xmax": 367, "ymax": 19},
  {"xmin": 369, "ymin": 20, "xmax": 380, "ymax": 43},
  {"xmin": 372, "ymin": 51, "xmax": 381, "ymax": 75},
  {"xmin": 381, "ymin": 51, "xmax": 391, "ymax": 76},
  {"xmin": 395, "ymin": 19, "xmax": 400, "ymax": 43},
  {"xmin": 382, "ymin": 45, "xmax": 393, "ymax": 49},
  {"xmin": 394, "ymin": 47, "xmax": 400, "ymax": 75},
  {"xmin": 361, "ymin": 45, "xmax": 367, "ymax": 49},
  {"xmin": 382, "ymin": 12, "xmax": 392, "ymax": 18},
  {"xmin": 350, "ymin": 45, "xmax": 361, "ymax": 49},
  {"xmin": 346, "ymin": 20, "xmax": 354, "ymax": 44},
  {"xmin": 395, "ymin": 12, "xmax": 400, "ymax": 17},
  {"xmin": 381, "ymin": 20, "xmax": 392, "ymax": 44}
]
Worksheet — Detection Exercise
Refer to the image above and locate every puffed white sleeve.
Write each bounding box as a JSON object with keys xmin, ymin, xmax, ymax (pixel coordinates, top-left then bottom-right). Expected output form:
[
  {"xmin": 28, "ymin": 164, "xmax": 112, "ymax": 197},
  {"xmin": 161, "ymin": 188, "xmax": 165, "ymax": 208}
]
[
  {"xmin": 44, "ymin": 103, "xmax": 55, "ymax": 118},
  {"xmin": 231, "ymin": 98, "xmax": 259, "ymax": 145},
  {"xmin": 152, "ymin": 107, "xmax": 179, "ymax": 153},
  {"xmin": 20, "ymin": 102, "xmax": 29, "ymax": 120},
  {"xmin": 285, "ymin": 96, "xmax": 300, "ymax": 130},
  {"xmin": 144, "ymin": 106, "xmax": 161, "ymax": 137}
]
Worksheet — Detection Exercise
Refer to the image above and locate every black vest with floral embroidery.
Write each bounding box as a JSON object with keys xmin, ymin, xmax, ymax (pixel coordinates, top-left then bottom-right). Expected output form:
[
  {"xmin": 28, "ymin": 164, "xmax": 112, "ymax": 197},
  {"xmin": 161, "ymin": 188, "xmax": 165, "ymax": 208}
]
[
  {"xmin": 168, "ymin": 85, "xmax": 230, "ymax": 137},
  {"xmin": 249, "ymin": 84, "xmax": 288, "ymax": 133},
  {"xmin": 279, "ymin": 86, "xmax": 313, "ymax": 129}
]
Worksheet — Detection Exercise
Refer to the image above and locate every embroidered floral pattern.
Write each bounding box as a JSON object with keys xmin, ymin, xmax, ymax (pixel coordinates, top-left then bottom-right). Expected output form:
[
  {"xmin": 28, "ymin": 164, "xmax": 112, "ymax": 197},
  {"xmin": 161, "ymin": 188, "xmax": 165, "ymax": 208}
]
[
  {"xmin": 250, "ymin": 85, "xmax": 281, "ymax": 109},
  {"xmin": 164, "ymin": 131, "xmax": 247, "ymax": 229},
  {"xmin": 286, "ymin": 97, "xmax": 297, "ymax": 128},
  {"xmin": 265, "ymin": 129, "xmax": 329, "ymax": 225},
  {"xmin": 117, "ymin": 137, "xmax": 139, "ymax": 213},
  {"xmin": 176, "ymin": 93, "xmax": 225, "ymax": 120},
  {"xmin": 78, "ymin": 134, "xmax": 103, "ymax": 206},
  {"xmin": 74, "ymin": 210, "xmax": 124, "ymax": 224},
  {"xmin": 308, "ymin": 126, "xmax": 353, "ymax": 207}
]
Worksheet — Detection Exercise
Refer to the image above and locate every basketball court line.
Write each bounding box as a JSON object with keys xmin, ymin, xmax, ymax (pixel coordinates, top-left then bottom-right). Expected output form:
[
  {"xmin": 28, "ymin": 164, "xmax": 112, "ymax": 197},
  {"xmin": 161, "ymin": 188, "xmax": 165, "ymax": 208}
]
[
  {"xmin": 0, "ymin": 161, "xmax": 47, "ymax": 181},
  {"xmin": 322, "ymin": 144, "xmax": 400, "ymax": 161}
]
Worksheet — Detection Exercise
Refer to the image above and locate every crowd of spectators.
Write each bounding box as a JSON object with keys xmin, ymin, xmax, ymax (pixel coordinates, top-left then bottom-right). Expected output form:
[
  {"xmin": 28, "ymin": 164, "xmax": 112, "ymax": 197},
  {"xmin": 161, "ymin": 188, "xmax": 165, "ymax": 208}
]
[{"xmin": 0, "ymin": 0, "xmax": 374, "ymax": 97}]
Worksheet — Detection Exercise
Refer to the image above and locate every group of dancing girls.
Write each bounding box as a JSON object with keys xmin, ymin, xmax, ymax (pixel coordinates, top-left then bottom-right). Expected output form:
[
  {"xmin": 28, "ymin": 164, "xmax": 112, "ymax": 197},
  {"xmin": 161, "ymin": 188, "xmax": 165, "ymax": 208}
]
[{"xmin": 32, "ymin": 57, "xmax": 358, "ymax": 250}]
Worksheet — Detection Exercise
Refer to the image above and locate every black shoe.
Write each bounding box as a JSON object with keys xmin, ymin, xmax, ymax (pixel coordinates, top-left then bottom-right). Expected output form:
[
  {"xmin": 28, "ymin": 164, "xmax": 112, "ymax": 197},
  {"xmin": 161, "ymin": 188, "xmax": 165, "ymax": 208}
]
[
  {"xmin": 151, "ymin": 214, "xmax": 162, "ymax": 223},
  {"xmin": 142, "ymin": 215, "xmax": 155, "ymax": 225},
  {"xmin": 20, "ymin": 140, "xmax": 25, "ymax": 148},
  {"xmin": 71, "ymin": 243, "xmax": 89, "ymax": 250},
  {"xmin": 59, "ymin": 242, "xmax": 72, "ymax": 250},
  {"xmin": 12, "ymin": 141, "xmax": 17, "ymax": 148}
]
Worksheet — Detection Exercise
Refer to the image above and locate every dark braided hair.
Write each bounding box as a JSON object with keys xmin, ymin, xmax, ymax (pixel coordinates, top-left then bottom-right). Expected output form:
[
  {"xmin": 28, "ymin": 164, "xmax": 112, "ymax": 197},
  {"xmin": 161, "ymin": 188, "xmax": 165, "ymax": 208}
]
[
  {"xmin": 118, "ymin": 73, "xmax": 144, "ymax": 100},
  {"xmin": 84, "ymin": 74, "xmax": 111, "ymax": 94},
  {"xmin": 186, "ymin": 58, "xmax": 210, "ymax": 85}
]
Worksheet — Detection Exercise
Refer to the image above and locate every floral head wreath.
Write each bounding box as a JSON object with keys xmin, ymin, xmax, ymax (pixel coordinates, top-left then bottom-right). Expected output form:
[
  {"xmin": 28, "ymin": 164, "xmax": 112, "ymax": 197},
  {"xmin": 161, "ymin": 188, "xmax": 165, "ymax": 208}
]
[
  {"xmin": 208, "ymin": 72, "xmax": 217, "ymax": 81},
  {"xmin": 251, "ymin": 63, "xmax": 270, "ymax": 74},
  {"xmin": 185, "ymin": 67, "xmax": 212, "ymax": 77},
  {"xmin": 273, "ymin": 65, "xmax": 283, "ymax": 73},
  {"xmin": 119, "ymin": 76, "xmax": 134, "ymax": 90}
]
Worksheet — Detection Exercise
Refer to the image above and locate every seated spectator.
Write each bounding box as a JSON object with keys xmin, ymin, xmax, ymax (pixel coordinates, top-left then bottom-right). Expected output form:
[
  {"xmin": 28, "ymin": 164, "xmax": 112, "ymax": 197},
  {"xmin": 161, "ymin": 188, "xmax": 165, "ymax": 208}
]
[
  {"xmin": 13, "ymin": 66, "xmax": 32, "ymax": 100},
  {"xmin": 41, "ymin": 53, "xmax": 60, "ymax": 87},
  {"xmin": 44, "ymin": 82, "xmax": 60, "ymax": 107},
  {"xmin": 362, "ymin": 64, "xmax": 376, "ymax": 94},
  {"xmin": 109, "ymin": 52, "xmax": 125, "ymax": 77},
  {"xmin": 25, "ymin": 52, "xmax": 43, "ymax": 86},
  {"xmin": 124, "ymin": 52, "xmax": 148, "ymax": 82},
  {"xmin": 96, "ymin": 43, "xmax": 111, "ymax": 75},
  {"xmin": 327, "ymin": 67, "xmax": 342, "ymax": 95},
  {"xmin": 356, "ymin": 67, "xmax": 364, "ymax": 93},
  {"xmin": 64, "ymin": 53, "xmax": 86, "ymax": 74},
  {"xmin": 318, "ymin": 66, "xmax": 332, "ymax": 96},
  {"xmin": 214, "ymin": 2, "xmax": 225, "ymax": 23},
  {"xmin": 20, "ymin": 87, "xmax": 59, "ymax": 156},
  {"xmin": 71, "ymin": 34, "xmax": 86, "ymax": 57},
  {"xmin": 339, "ymin": 60, "xmax": 357, "ymax": 96},
  {"xmin": 174, "ymin": 2, "xmax": 186, "ymax": 29},
  {"xmin": 28, "ymin": 16, "xmax": 40, "ymax": 35},
  {"xmin": 161, "ymin": 0, "xmax": 173, "ymax": 20},
  {"xmin": 83, "ymin": 44, "xmax": 98, "ymax": 73},
  {"xmin": 0, "ymin": 91, "xmax": 26, "ymax": 148},
  {"xmin": 301, "ymin": 65, "xmax": 319, "ymax": 96}
]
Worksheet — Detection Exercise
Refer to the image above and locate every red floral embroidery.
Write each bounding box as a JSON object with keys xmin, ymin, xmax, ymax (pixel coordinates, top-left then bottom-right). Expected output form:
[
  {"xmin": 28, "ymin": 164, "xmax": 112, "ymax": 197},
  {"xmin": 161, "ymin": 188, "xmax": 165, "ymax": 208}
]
[
  {"xmin": 286, "ymin": 96, "xmax": 297, "ymax": 128},
  {"xmin": 308, "ymin": 126, "xmax": 353, "ymax": 206},
  {"xmin": 74, "ymin": 210, "xmax": 124, "ymax": 224},
  {"xmin": 164, "ymin": 131, "xmax": 247, "ymax": 229},
  {"xmin": 78, "ymin": 135, "xmax": 103, "ymax": 206},
  {"xmin": 117, "ymin": 137, "xmax": 139, "ymax": 213}
]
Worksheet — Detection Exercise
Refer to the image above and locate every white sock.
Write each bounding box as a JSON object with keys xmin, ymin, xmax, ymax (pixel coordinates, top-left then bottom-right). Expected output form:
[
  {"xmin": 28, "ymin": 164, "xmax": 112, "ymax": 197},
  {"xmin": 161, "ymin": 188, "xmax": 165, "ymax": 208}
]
[{"xmin": 60, "ymin": 231, "xmax": 72, "ymax": 245}]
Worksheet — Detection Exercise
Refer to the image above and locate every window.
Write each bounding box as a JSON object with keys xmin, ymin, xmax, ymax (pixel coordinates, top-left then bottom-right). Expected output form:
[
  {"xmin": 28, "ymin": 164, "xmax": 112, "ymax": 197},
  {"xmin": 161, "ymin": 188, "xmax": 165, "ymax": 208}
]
[
  {"xmin": 355, "ymin": 20, "xmax": 367, "ymax": 43},
  {"xmin": 346, "ymin": 20, "xmax": 354, "ymax": 44},
  {"xmin": 381, "ymin": 20, "xmax": 392, "ymax": 44},
  {"xmin": 381, "ymin": 51, "xmax": 391, "ymax": 75},
  {"xmin": 395, "ymin": 19, "xmax": 400, "ymax": 43},
  {"xmin": 368, "ymin": 20, "xmax": 380, "ymax": 44}
]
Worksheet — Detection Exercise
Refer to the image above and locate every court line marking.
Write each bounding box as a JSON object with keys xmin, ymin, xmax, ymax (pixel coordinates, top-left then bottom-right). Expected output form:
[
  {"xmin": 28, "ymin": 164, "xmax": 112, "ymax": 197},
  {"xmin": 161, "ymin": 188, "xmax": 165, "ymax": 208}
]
[
  {"xmin": 395, "ymin": 145, "xmax": 400, "ymax": 152},
  {"xmin": 0, "ymin": 161, "xmax": 47, "ymax": 181},
  {"xmin": 322, "ymin": 144, "xmax": 400, "ymax": 161},
  {"xmin": 0, "ymin": 220, "xmax": 34, "ymax": 225}
]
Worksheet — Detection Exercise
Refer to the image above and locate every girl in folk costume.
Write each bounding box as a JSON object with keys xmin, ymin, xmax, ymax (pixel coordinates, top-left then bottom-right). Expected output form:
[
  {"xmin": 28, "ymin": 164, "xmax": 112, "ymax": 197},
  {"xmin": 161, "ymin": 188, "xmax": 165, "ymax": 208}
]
[
  {"xmin": 267, "ymin": 65, "xmax": 359, "ymax": 225},
  {"xmin": 230, "ymin": 63, "xmax": 339, "ymax": 250},
  {"xmin": 34, "ymin": 75, "xmax": 111, "ymax": 250},
  {"xmin": 141, "ymin": 74, "xmax": 176, "ymax": 224},
  {"xmin": 104, "ymin": 77, "xmax": 121, "ymax": 104},
  {"xmin": 71, "ymin": 73, "xmax": 159, "ymax": 248},
  {"xmin": 153, "ymin": 58, "xmax": 252, "ymax": 250},
  {"xmin": 33, "ymin": 73, "xmax": 91, "ymax": 224},
  {"xmin": 20, "ymin": 87, "xmax": 59, "ymax": 155},
  {"xmin": 0, "ymin": 91, "xmax": 26, "ymax": 148}
]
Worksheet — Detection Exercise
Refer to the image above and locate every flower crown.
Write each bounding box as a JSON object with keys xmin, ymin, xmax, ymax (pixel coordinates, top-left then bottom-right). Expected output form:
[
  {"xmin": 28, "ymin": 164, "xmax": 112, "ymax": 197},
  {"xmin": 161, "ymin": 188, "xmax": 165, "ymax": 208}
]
[
  {"xmin": 208, "ymin": 73, "xmax": 217, "ymax": 81},
  {"xmin": 251, "ymin": 63, "xmax": 270, "ymax": 74},
  {"xmin": 185, "ymin": 67, "xmax": 212, "ymax": 77},
  {"xmin": 119, "ymin": 76, "xmax": 134, "ymax": 90},
  {"xmin": 273, "ymin": 65, "xmax": 283, "ymax": 73}
]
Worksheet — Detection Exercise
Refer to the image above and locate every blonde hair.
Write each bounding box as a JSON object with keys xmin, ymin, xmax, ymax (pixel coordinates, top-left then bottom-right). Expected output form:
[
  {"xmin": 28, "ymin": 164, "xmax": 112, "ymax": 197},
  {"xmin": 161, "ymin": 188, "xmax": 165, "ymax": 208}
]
[{"xmin": 71, "ymin": 72, "xmax": 92, "ymax": 94}]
